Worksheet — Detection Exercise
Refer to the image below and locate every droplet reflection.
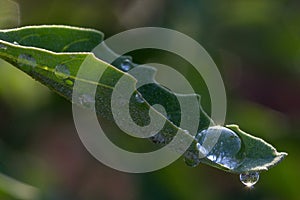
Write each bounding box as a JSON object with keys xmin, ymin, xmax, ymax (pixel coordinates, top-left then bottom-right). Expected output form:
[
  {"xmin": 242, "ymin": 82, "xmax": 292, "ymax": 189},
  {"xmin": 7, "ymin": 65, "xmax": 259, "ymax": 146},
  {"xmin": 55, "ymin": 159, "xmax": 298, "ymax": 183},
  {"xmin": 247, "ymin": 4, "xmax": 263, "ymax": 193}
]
[
  {"xmin": 135, "ymin": 93, "xmax": 144, "ymax": 103},
  {"xmin": 54, "ymin": 64, "xmax": 70, "ymax": 80},
  {"xmin": 120, "ymin": 59, "xmax": 131, "ymax": 72},
  {"xmin": 239, "ymin": 171, "xmax": 260, "ymax": 187},
  {"xmin": 17, "ymin": 54, "xmax": 37, "ymax": 69},
  {"xmin": 197, "ymin": 126, "xmax": 242, "ymax": 169}
]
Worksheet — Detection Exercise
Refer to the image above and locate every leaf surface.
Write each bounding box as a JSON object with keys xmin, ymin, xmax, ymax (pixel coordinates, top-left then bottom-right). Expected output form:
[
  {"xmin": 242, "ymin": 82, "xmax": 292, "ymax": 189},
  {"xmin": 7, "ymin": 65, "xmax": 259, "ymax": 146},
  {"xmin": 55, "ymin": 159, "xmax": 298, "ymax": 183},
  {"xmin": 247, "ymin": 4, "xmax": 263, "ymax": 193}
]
[{"xmin": 0, "ymin": 25, "xmax": 287, "ymax": 174}]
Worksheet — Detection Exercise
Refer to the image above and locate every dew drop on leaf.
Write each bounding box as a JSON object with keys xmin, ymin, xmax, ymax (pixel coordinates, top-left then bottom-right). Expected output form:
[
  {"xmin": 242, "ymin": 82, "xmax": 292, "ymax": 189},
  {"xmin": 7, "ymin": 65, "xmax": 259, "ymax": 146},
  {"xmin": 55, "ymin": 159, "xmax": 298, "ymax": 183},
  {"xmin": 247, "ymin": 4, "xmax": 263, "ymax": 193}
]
[
  {"xmin": 135, "ymin": 93, "xmax": 144, "ymax": 103},
  {"xmin": 65, "ymin": 79, "xmax": 73, "ymax": 86},
  {"xmin": 150, "ymin": 132, "xmax": 166, "ymax": 144},
  {"xmin": 54, "ymin": 64, "xmax": 70, "ymax": 80},
  {"xmin": 78, "ymin": 94, "xmax": 95, "ymax": 109},
  {"xmin": 13, "ymin": 41, "xmax": 19, "ymax": 45},
  {"xmin": 197, "ymin": 126, "xmax": 243, "ymax": 169},
  {"xmin": 120, "ymin": 59, "xmax": 131, "ymax": 72},
  {"xmin": 239, "ymin": 171, "xmax": 260, "ymax": 187},
  {"xmin": 184, "ymin": 147, "xmax": 201, "ymax": 167},
  {"xmin": 184, "ymin": 156, "xmax": 200, "ymax": 167},
  {"xmin": 17, "ymin": 54, "xmax": 37, "ymax": 70}
]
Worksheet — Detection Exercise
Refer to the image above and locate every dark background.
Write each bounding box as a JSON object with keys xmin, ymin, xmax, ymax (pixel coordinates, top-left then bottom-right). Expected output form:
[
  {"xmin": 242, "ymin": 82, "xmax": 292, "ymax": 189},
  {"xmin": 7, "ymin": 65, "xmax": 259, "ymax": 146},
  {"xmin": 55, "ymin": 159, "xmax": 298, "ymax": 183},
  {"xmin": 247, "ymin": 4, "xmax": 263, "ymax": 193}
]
[{"xmin": 0, "ymin": 0, "xmax": 299, "ymax": 199}]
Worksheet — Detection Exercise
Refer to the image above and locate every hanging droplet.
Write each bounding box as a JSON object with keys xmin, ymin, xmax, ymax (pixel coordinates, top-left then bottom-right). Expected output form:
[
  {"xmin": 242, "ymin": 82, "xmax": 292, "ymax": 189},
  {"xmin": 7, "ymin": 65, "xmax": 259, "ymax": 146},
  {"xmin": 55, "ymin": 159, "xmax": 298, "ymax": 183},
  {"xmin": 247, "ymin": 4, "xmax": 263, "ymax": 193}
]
[
  {"xmin": 54, "ymin": 64, "xmax": 70, "ymax": 80},
  {"xmin": 196, "ymin": 126, "xmax": 243, "ymax": 169},
  {"xmin": 0, "ymin": 44, "xmax": 7, "ymax": 50},
  {"xmin": 17, "ymin": 54, "xmax": 37, "ymax": 70},
  {"xmin": 135, "ymin": 93, "xmax": 144, "ymax": 103},
  {"xmin": 239, "ymin": 171, "xmax": 260, "ymax": 187},
  {"xmin": 120, "ymin": 59, "xmax": 131, "ymax": 72}
]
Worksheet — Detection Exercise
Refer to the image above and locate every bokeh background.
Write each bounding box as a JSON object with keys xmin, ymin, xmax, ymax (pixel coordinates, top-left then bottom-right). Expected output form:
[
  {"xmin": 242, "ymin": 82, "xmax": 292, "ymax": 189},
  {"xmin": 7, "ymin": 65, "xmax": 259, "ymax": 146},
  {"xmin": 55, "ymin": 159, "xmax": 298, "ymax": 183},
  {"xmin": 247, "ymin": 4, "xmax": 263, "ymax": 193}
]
[{"xmin": 0, "ymin": 0, "xmax": 299, "ymax": 199}]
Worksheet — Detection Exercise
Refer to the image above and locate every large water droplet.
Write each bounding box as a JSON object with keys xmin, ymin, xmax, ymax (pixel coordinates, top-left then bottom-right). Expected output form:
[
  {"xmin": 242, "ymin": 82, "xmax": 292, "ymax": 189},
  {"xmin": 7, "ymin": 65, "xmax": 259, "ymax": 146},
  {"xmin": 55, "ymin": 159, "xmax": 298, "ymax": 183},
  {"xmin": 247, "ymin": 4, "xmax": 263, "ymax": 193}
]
[
  {"xmin": 197, "ymin": 126, "xmax": 243, "ymax": 169},
  {"xmin": 135, "ymin": 93, "xmax": 144, "ymax": 103},
  {"xmin": 120, "ymin": 59, "xmax": 131, "ymax": 72},
  {"xmin": 54, "ymin": 64, "xmax": 70, "ymax": 79},
  {"xmin": 239, "ymin": 171, "xmax": 260, "ymax": 187},
  {"xmin": 0, "ymin": 44, "xmax": 7, "ymax": 50},
  {"xmin": 13, "ymin": 41, "xmax": 19, "ymax": 45},
  {"xmin": 17, "ymin": 54, "xmax": 37, "ymax": 69}
]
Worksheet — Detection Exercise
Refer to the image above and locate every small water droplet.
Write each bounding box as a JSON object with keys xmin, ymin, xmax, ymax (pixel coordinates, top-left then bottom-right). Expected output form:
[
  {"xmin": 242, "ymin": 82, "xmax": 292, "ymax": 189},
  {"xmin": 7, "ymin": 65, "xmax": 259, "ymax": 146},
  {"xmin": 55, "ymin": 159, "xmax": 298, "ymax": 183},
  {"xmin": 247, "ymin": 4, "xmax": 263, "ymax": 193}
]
[
  {"xmin": 17, "ymin": 54, "xmax": 37, "ymax": 70},
  {"xmin": 13, "ymin": 41, "xmax": 19, "ymax": 45},
  {"xmin": 239, "ymin": 171, "xmax": 260, "ymax": 187},
  {"xmin": 65, "ymin": 79, "xmax": 73, "ymax": 86},
  {"xmin": 0, "ymin": 44, "xmax": 7, "ymax": 50},
  {"xmin": 135, "ymin": 93, "xmax": 144, "ymax": 103},
  {"xmin": 120, "ymin": 59, "xmax": 131, "ymax": 72},
  {"xmin": 166, "ymin": 114, "xmax": 171, "ymax": 120},
  {"xmin": 54, "ymin": 64, "xmax": 70, "ymax": 79},
  {"xmin": 78, "ymin": 94, "xmax": 95, "ymax": 109},
  {"xmin": 184, "ymin": 157, "xmax": 199, "ymax": 167},
  {"xmin": 150, "ymin": 132, "xmax": 166, "ymax": 144},
  {"xmin": 184, "ymin": 149, "xmax": 201, "ymax": 167}
]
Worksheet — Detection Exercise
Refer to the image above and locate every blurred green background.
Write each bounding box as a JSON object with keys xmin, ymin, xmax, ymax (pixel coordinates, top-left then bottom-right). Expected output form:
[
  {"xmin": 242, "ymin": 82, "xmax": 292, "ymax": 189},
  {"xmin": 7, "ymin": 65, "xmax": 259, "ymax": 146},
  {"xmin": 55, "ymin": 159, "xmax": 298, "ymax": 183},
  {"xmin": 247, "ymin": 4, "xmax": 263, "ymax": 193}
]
[{"xmin": 0, "ymin": 0, "xmax": 299, "ymax": 199}]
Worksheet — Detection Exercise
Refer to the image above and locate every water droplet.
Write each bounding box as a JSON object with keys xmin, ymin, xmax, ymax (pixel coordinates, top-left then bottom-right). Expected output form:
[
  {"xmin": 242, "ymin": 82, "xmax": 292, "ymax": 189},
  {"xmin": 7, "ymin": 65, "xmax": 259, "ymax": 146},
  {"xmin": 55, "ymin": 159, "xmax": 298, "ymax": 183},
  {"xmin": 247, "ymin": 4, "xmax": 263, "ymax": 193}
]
[
  {"xmin": 239, "ymin": 171, "xmax": 260, "ymax": 187},
  {"xmin": 78, "ymin": 94, "xmax": 95, "ymax": 109},
  {"xmin": 17, "ymin": 54, "xmax": 37, "ymax": 70},
  {"xmin": 65, "ymin": 79, "xmax": 73, "ymax": 86},
  {"xmin": 196, "ymin": 143, "xmax": 208, "ymax": 156},
  {"xmin": 135, "ymin": 93, "xmax": 144, "ymax": 103},
  {"xmin": 149, "ymin": 131, "xmax": 175, "ymax": 145},
  {"xmin": 120, "ymin": 59, "xmax": 131, "ymax": 72},
  {"xmin": 54, "ymin": 64, "xmax": 70, "ymax": 80},
  {"xmin": 184, "ymin": 157, "xmax": 200, "ymax": 167},
  {"xmin": 0, "ymin": 44, "xmax": 7, "ymax": 50},
  {"xmin": 150, "ymin": 132, "xmax": 166, "ymax": 144},
  {"xmin": 149, "ymin": 133, "xmax": 167, "ymax": 144},
  {"xmin": 13, "ymin": 41, "xmax": 19, "ymax": 45},
  {"xmin": 166, "ymin": 114, "xmax": 171, "ymax": 120},
  {"xmin": 195, "ymin": 130, "xmax": 205, "ymax": 141},
  {"xmin": 184, "ymin": 149, "xmax": 201, "ymax": 167},
  {"xmin": 197, "ymin": 126, "xmax": 243, "ymax": 169}
]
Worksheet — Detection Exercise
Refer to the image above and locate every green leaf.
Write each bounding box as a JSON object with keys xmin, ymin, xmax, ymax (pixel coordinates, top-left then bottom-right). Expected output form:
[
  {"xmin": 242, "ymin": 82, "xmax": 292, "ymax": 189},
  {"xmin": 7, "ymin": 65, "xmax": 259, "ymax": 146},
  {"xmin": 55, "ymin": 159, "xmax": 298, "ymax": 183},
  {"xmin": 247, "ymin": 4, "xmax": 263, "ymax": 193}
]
[
  {"xmin": 226, "ymin": 125, "xmax": 287, "ymax": 173},
  {"xmin": 0, "ymin": 25, "xmax": 104, "ymax": 52},
  {"xmin": 0, "ymin": 25, "xmax": 287, "ymax": 175}
]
